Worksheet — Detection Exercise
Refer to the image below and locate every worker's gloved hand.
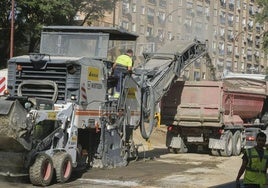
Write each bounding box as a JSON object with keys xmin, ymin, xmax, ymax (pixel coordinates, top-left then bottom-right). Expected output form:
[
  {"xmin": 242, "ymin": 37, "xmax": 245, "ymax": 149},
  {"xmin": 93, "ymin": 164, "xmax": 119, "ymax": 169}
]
[{"xmin": 127, "ymin": 70, "xmax": 133, "ymax": 75}]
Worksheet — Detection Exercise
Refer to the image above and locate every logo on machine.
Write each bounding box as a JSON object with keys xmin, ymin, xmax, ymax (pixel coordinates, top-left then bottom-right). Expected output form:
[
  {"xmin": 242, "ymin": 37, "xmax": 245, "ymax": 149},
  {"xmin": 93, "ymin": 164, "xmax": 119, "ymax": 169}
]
[
  {"xmin": 127, "ymin": 87, "xmax": 136, "ymax": 99},
  {"xmin": 88, "ymin": 67, "xmax": 99, "ymax": 81}
]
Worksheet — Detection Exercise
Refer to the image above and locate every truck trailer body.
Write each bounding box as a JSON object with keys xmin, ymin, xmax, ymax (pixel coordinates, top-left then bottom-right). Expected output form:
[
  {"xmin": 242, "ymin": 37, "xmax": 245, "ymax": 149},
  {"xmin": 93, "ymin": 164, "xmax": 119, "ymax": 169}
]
[{"xmin": 162, "ymin": 77, "xmax": 268, "ymax": 156}]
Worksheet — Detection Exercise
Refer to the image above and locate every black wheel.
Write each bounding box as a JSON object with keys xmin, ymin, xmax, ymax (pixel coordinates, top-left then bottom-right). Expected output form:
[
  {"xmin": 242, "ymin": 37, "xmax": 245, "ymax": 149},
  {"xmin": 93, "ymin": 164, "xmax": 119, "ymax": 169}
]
[
  {"xmin": 232, "ymin": 131, "xmax": 242, "ymax": 156},
  {"xmin": 187, "ymin": 144, "xmax": 198, "ymax": 153},
  {"xmin": 140, "ymin": 86, "xmax": 156, "ymax": 140},
  {"xmin": 53, "ymin": 152, "xmax": 73, "ymax": 183},
  {"xmin": 220, "ymin": 131, "xmax": 233, "ymax": 157},
  {"xmin": 29, "ymin": 153, "xmax": 54, "ymax": 186}
]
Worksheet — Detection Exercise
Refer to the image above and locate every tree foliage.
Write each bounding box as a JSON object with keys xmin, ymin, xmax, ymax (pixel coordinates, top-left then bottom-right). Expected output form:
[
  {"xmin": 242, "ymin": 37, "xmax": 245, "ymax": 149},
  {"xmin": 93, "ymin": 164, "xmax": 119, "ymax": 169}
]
[
  {"xmin": 0, "ymin": 0, "xmax": 119, "ymax": 68},
  {"xmin": 255, "ymin": 0, "xmax": 268, "ymax": 53}
]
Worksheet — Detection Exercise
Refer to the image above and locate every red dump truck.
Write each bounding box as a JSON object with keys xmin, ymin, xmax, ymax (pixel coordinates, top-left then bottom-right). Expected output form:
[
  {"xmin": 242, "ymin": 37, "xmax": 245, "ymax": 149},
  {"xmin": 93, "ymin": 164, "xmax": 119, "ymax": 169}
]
[{"xmin": 161, "ymin": 76, "xmax": 268, "ymax": 156}]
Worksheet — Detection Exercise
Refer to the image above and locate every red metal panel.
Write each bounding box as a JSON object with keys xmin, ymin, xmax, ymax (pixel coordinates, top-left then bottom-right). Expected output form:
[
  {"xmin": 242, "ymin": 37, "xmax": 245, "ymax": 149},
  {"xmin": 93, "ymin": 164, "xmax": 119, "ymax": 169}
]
[
  {"xmin": 161, "ymin": 79, "xmax": 267, "ymax": 127},
  {"xmin": 0, "ymin": 77, "xmax": 6, "ymax": 95}
]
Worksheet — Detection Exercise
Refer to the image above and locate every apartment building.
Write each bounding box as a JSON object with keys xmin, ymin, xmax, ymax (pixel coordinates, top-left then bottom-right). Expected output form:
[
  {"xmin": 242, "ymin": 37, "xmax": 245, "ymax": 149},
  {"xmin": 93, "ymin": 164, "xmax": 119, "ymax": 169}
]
[{"xmin": 96, "ymin": 0, "xmax": 267, "ymax": 80}]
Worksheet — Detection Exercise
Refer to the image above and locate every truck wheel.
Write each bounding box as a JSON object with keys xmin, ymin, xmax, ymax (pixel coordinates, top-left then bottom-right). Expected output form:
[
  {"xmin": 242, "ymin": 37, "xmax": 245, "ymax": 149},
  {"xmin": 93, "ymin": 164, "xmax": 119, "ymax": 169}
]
[
  {"xmin": 53, "ymin": 152, "xmax": 73, "ymax": 183},
  {"xmin": 187, "ymin": 144, "xmax": 198, "ymax": 153},
  {"xmin": 29, "ymin": 153, "xmax": 54, "ymax": 186},
  {"xmin": 232, "ymin": 131, "xmax": 242, "ymax": 156},
  {"xmin": 220, "ymin": 131, "xmax": 233, "ymax": 157}
]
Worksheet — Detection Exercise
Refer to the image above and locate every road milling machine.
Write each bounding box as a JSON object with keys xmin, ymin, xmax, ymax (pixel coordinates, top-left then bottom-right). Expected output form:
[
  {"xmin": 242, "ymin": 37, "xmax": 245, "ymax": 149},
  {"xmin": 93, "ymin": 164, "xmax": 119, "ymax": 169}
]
[{"xmin": 0, "ymin": 26, "xmax": 209, "ymax": 186}]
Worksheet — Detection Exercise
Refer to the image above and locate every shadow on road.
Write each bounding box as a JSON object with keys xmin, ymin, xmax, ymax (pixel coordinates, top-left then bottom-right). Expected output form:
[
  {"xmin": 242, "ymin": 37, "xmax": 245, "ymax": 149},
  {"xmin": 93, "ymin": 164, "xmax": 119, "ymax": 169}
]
[
  {"xmin": 137, "ymin": 148, "xmax": 169, "ymax": 160},
  {"xmin": 209, "ymin": 181, "xmax": 236, "ymax": 188},
  {"xmin": 209, "ymin": 179, "xmax": 245, "ymax": 188},
  {"xmin": 137, "ymin": 146, "xmax": 215, "ymax": 160}
]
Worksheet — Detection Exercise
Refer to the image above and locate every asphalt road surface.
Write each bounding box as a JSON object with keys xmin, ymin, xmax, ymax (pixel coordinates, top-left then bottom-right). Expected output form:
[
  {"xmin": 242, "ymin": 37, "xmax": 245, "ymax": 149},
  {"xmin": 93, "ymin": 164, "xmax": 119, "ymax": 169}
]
[{"xmin": 0, "ymin": 127, "xmax": 242, "ymax": 188}]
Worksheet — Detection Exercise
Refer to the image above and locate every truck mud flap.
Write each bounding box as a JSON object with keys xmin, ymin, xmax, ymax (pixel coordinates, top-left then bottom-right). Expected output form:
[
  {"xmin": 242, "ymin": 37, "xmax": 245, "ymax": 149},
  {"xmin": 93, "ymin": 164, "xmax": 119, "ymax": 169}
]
[
  {"xmin": 170, "ymin": 136, "xmax": 183, "ymax": 149},
  {"xmin": 208, "ymin": 138, "xmax": 225, "ymax": 150}
]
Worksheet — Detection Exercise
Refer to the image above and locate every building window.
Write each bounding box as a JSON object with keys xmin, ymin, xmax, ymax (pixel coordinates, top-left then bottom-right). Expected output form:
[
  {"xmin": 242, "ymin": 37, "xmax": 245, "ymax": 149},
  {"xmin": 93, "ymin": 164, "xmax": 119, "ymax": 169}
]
[
  {"xmin": 205, "ymin": 7, "xmax": 210, "ymax": 18},
  {"xmin": 122, "ymin": 21, "xmax": 129, "ymax": 30},
  {"xmin": 218, "ymin": 42, "xmax": 225, "ymax": 56},
  {"xmin": 229, "ymin": 0, "xmax": 235, "ymax": 11},
  {"xmin": 132, "ymin": 23, "xmax": 136, "ymax": 32},
  {"xmin": 234, "ymin": 46, "xmax": 239, "ymax": 57},
  {"xmin": 122, "ymin": 1, "xmax": 130, "ymax": 14},
  {"xmin": 227, "ymin": 14, "xmax": 234, "ymax": 26},
  {"xmin": 132, "ymin": 4, "xmax": 137, "ymax": 13},
  {"xmin": 148, "ymin": 0, "xmax": 156, "ymax": 5},
  {"xmin": 243, "ymin": 2, "xmax": 247, "ymax": 10},
  {"xmin": 157, "ymin": 29, "xmax": 164, "ymax": 41},
  {"xmin": 148, "ymin": 8, "xmax": 154, "ymax": 17},
  {"xmin": 248, "ymin": 20, "xmax": 254, "ymax": 30},
  {"xmin": 184, "ymin": 19, "xmax": 192, "ymax": 27},
  {"xmin": 213, "ymin": 29, "xmax": 217, "ymax": 38},
  {"xmin": 226, "ymin": 61, "xmax": 232, "ymax": 71},
  {"xmin": 227, "ymin": 30, "xmax": 234, "ymax": 41},
  {"xmin": 158, "ymin": 11, "xmax": 166, "ymax": 24},
  {"xmin": 194, "ymin": 71, "xmax": 200, "ymax": 81},
  {"xmin": 202, "ymin": 72, "xmax": 206, "ymax": 80},
  {"xmin": 146, "ymin": 27, "xmax": 153, "ymax": 37},
  {"xmin": 219, "ymin": 11, "xmax": 226, "ymax": 25},
  {"xmin": 195, "ymin": 22, "xmax": 203, "ymax": 32},
  {"xmin": 177, "ymin": 16, "xmax": 182, "ymax": 24},
  {"xmin": 159, "ymin": 0, "xmax": 167, "ymax": 7},
  {"xmin": 212, "ymin": 41, "xmax": 217, "ymax": 53},
  {"xmin": 227, "ymin": 45, "xmax": 232, "ymax": 55},
  {"xmin": 167, "ymin": 32, "xmax": 172, "ymax": 40},
  {"xmin": 220, "ymin": 0, "xmax": 226, "ymax": 8},
  {"xmin": 147, "ymin": 8, "xmax": 155, "ymax": 25},
  {"xmin": 241, "ymin": 62, "xmax": 245, "ymax": 71},
  {"xmin": 196, "ymin": 5, "xmax": 203, "ymax": 16},
  {"xmin": 247, "ymin": 50, "xmax": 252, "ymax": 61},
  {"xmin": 236, "ymin": 15, "xmax": 239, "ymax": 23},
  {"xmin": 219, "ymin": 27, "xmax": 225, "ymax": 39},
  {"xmin": 140, "ymin": 25, "xmax": 144, "ymax": 34},
  {"xmin": 167, "ymin": 14, "xmax": 173, "ymax": 22},
  {"xmin": 186, "ymin": 2, "xmax": 193, "ymax": 9},
  {"xmin": 141, "ymin": 6, "xmax": 145, "ymax": 15}
]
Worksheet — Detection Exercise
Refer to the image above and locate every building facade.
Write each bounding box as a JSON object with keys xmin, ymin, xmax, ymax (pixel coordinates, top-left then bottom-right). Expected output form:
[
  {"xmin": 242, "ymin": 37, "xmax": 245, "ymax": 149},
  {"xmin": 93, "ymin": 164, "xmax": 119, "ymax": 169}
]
[{"xmin": 96, "ymin": 0, "xmax": 267, "ymax": 80}]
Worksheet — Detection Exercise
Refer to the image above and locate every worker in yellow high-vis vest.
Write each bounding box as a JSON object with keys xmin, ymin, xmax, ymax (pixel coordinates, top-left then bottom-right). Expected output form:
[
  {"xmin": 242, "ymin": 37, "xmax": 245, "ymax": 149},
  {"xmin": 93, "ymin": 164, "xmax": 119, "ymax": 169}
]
[
  {"xmin": 236, "ymin": 132, "xmax": 268, "ymax": 188},
  {"xmin": 112, "ymin": 49, "xmax": 133, "ymax": 98}
]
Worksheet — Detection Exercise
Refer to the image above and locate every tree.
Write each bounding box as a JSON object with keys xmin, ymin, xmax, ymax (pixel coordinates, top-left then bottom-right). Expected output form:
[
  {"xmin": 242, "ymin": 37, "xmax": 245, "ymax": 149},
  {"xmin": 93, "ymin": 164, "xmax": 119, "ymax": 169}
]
[
  {"xmin": 79, "ymin": 0, "xmax": 119, "ymax": 26},
  {"xmin": 255, "ymin": 0, "xmax": 268, "ymax": 53},
  {"xmin": 0, "ymin": 0, "xmax": 120, "ymax": 68}
]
